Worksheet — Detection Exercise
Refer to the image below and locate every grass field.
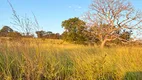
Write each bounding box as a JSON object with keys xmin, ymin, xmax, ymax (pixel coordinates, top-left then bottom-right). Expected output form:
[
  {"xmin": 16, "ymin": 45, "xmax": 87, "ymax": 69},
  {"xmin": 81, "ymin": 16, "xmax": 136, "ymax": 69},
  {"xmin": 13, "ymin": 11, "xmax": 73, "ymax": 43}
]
[{"xmin": 0, "ymin": 38, "xmax": 142, "ymax": 80}]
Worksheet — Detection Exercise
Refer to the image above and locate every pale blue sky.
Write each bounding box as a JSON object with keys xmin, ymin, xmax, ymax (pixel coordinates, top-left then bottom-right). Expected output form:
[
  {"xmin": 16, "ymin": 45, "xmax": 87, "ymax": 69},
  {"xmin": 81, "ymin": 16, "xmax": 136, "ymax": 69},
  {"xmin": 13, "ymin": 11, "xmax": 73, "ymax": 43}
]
[{"xmin": 0, "ymin": 0, "xmax": 142, "ymax": 34}]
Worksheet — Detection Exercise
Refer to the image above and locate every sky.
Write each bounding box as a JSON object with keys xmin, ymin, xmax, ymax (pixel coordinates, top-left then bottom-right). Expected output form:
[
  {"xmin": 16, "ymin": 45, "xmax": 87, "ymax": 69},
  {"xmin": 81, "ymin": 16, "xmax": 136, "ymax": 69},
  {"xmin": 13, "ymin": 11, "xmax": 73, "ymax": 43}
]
[{"xmin": 0, "ymin": 0, "xmax": 142, "ymax": 34}]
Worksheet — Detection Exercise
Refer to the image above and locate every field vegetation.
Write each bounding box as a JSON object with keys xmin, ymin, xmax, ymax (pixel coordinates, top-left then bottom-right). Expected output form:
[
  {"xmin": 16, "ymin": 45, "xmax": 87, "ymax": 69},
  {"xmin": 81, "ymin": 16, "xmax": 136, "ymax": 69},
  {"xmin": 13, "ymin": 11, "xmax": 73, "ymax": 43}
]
[{"xmin": 0, "ymin": 39, "xmax": 141, "ymax": 80}]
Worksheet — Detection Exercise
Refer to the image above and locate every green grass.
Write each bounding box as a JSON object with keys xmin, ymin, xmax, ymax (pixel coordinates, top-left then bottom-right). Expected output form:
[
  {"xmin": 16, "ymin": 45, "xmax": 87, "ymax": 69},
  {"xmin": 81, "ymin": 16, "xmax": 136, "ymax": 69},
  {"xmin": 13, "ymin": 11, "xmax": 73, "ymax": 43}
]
[{"xmin": 0, "ymin": 39, "xmax": 142, "ymax": 80}]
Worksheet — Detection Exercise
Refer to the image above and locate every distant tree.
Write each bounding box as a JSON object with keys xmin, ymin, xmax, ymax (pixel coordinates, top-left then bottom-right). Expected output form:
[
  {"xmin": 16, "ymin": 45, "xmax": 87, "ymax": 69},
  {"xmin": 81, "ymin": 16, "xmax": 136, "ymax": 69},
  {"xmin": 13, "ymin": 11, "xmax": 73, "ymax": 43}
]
[
  {"xmin": 111, "ymin": 30, "xmax": 132, "ymax": 45},
  {"xmin": 0, "ymin": 26, "xmax": 13, "ymax": 37},
  {"xmin": 36, "ymin": 30, "xmax": 46, "ymax": 38},
  {"xmin": 62, "ymin": 17, "xmax": 88, "ymax": 44},
  {"xmin": 1, "ymin": 26, "xmax": 13, "ymax": 32},
  {"xmin": 0, "ymin": 26, "xmax": 23, "ymax": 39},
  {"xmin": 46, "ymin": 31, "xmax": 53, "ymax": 38},
  {"xmin": 55, "ymin": 33, "xmax": 61, "ymax": 39},
  {"xmin": 85, "ymin": 0, "xmax": 142, "ymax": 48},
  {"xmin": 120, "ymin": 30, "xmax": 132, "ymax": 41},
  {"xmin": 36, "ymin": 30, "xmax": 61, "ymax": 39}
]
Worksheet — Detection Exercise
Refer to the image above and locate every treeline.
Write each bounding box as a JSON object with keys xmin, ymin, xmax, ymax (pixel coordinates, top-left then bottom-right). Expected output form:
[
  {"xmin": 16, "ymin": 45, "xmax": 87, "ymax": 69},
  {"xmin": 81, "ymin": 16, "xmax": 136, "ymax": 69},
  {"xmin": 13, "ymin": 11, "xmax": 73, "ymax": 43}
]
[
  {"xmin": 0, "ymin": 18, "xmax": 141, "ymax": 47},
  {"xmin": 36, "ymin": 31, "xmax": 61, "ymax": 39},
  {"xmin": 0, "ymin": 26, "xmax": 61, "ymax": 39},
  {"xmin": 0, "ymin": 19, "xmax": 132, "ymax": 46},
  {"xmin": 0, "ymin": 18, "xmax": 133, "ymax": 44}
]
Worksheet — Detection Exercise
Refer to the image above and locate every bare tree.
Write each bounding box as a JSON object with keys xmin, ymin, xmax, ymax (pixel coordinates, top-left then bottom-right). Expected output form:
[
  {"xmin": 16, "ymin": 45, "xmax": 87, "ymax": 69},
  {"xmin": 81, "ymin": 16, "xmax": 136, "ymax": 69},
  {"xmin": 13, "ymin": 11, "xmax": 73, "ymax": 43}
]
[
  {"xmin": 7, "ymin": 0, "xmax": 40, "ymax": 36},
  {"xmin": 85, "ymin": 0, "xmax": 142, "ymax": 48}
]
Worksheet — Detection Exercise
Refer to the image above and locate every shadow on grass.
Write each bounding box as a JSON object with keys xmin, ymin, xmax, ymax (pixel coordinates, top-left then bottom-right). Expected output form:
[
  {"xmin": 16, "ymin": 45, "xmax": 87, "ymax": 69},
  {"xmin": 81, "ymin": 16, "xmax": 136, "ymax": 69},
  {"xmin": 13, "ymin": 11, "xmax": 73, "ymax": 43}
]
[{"xmin": 123, "ymin": 72, "xmax": 142, "ymax": 80}]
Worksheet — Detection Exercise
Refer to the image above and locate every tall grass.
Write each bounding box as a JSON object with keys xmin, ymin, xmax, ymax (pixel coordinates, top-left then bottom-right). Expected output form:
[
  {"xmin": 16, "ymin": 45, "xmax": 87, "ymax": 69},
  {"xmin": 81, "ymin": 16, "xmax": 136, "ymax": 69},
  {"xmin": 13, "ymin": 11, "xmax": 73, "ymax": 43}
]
[{"xmin": 0, "ymin": 39, "xmax": 142, "ymax": 80}]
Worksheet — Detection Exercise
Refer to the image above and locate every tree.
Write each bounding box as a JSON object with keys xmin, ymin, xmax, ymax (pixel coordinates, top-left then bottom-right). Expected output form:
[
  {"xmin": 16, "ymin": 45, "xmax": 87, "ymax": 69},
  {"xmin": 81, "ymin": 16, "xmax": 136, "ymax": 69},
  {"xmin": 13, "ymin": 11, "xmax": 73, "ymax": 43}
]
[
  {"xmin": 36, "ymin": 30, "xmax": 46, "ymax": 38},
  {"xmin": 120, "ymin": 30, "xmax": 132, "ymax": 41},
  {"xmin": 62, "ymin": 17, "xmax": 87, "ymax": 44},
  {"xmin": 46, "ymin": 31, "xmax": 53, "ymax": 38},
  {"xmin": 112, "ymin": 30, "xmax": 132, "ymax": 45},
  {"xmin": 0, "ymin": 26, "xmax": 22, "ymax": 38},
  {"xmin": 1, "ymin": 26, "xmax": 13, "ymax": 32},
  {"xmin": 36, "ymin": 31, "xmax": 61, "ymax": 39},
  {"xmin": 0, "ymin": 26, "xmax": 13, "ymax": 37},
  {"xmin": 85, "ymin": 0, "xmax": 142, "ymax": 48}
]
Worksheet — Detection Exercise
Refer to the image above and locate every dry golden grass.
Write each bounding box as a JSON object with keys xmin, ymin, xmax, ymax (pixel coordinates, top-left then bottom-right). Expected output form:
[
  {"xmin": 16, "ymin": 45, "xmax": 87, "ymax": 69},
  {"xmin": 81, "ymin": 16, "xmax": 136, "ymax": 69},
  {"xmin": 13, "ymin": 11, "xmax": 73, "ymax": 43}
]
[{"xmin": 0, "ymin": 38, "xmax": 142, "ymax": 80}]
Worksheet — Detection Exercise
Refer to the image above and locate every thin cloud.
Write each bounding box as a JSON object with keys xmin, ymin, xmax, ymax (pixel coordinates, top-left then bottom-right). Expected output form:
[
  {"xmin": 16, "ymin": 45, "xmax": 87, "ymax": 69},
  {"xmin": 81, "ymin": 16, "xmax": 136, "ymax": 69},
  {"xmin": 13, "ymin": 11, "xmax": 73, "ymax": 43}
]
[
  {"xmin": 68, "ymin": 5, "xmax": 82, "ymax": 11},
  {"xmin": 78, "ymin": 6, "xmax": 82, "ymax": 9},
  {"xmin": 68, "ymin": 6, "xmax": 72, "ymax": 8}
]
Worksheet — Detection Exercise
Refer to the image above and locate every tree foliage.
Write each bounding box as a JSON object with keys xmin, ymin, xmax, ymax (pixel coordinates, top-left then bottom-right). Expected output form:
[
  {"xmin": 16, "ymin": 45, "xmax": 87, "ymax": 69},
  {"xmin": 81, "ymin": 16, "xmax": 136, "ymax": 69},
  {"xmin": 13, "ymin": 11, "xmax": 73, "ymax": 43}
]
[
  {"xmin": 36, "ymin": 30, "xmax": 60, "ymax": 39},
  {"xmin": 0, "ymin": 26, "xmax": 22, "ymax": 38},
  {"xmin": 62, "ymin": 17, "xmax": 88, "ymax": 44},
  {"xmin": 0, "ymin": 26, "xmax": 13, "ymax": 37}
]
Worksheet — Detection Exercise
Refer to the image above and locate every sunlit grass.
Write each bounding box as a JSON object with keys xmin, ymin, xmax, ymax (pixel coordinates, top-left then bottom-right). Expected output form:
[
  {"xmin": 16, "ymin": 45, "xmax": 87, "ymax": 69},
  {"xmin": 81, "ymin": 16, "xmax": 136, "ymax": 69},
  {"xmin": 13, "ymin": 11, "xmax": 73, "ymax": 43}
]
[{"xmin": 0, "ymin": 38, "xmax": 142, "ymax": 80}]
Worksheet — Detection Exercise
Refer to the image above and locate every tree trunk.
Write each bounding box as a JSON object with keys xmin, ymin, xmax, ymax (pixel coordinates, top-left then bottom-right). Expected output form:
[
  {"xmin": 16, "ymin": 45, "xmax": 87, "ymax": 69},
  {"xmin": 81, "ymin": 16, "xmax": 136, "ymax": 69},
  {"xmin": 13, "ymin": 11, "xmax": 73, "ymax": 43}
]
[{"xmin": 101, "ymin": 40, "xmax": 107, "ymax": 48}]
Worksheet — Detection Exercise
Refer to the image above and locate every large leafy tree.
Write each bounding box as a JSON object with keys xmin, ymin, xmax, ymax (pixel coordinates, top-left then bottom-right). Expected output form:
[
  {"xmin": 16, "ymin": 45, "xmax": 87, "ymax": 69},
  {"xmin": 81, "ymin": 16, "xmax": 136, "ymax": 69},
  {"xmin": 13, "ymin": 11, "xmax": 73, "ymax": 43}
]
[
  {"xmin": 62, "ymin": 17, "xmax": 87, "ymax": 44},
  {"xmin": 85, "ymin": 0, "xmax": 142, "ymax": 48}
]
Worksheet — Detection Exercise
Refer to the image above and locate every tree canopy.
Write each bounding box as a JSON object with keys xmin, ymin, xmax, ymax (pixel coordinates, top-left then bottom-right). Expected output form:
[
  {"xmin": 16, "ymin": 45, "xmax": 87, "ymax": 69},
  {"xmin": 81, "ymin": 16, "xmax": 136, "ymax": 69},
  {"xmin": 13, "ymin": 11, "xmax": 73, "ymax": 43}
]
[
  {"xmin": 62, "ymin": 17, "xmax": 88, "ymax": 44},
  {"xmin": 85, "ymin": 0, "xmax": 142, "ymax": 48},
  {"xmin": 0, "ymin": 26, "xmax": 13, "ymax": 37},
  {"xmin": 36, "ymin": 30, "xmax": 60, "ymax": 39}
]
